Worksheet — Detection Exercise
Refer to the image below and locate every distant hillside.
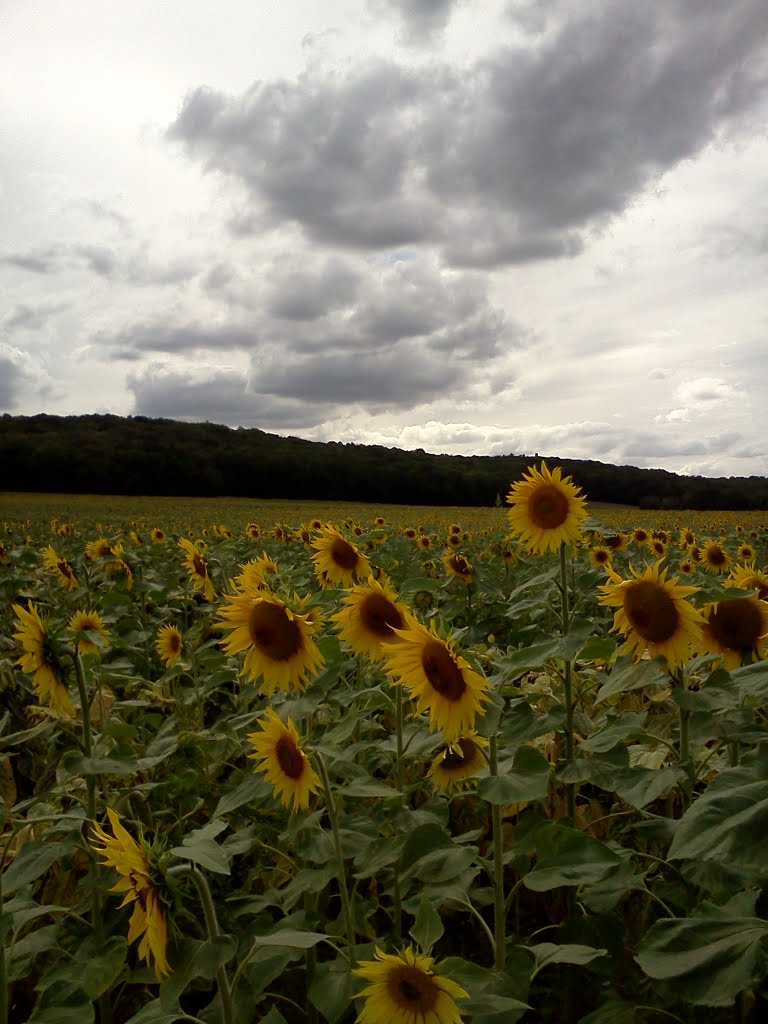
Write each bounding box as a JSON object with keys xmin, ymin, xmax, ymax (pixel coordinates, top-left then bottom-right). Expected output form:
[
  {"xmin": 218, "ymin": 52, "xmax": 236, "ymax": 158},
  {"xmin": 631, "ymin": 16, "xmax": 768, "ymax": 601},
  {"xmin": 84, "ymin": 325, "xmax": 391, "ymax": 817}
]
[{"xmin": 1, "ymin": 413, "xmax": 766, "ymax": 510}]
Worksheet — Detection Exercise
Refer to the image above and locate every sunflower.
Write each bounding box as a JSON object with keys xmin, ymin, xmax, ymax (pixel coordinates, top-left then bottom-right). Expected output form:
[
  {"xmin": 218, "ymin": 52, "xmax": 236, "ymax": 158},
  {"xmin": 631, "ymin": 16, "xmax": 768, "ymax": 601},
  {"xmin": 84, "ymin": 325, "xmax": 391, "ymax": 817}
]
[
  {"xmin": 332, "ymin": 576, "xmax": 410, "ymax": 659},
  {"xmin": 0, "ymin": 541, "xmax": 10, "ymax": 566},
  {"xmin": 728, "ymin": 565, "xmax": 768, "ymax": 601},
  {"xmin": 155, "ymin": 624, "xmax": 183, "ymax": 668},
  {"xmin": 311, "ymin": 524, "xmax": 371, "ymax": 586},
  {"xmin": 689, "ymin": 545, "xmax": 702, "ymax": 563},
  {"xmin": 679, "ymin": 560, "xmax": 694, "ymax": 575},
  {"xmin": 604, "ymin": 533, "xmax": 627, "ymax": 553},
  {"xmin": 631, "ymin": 527, "xmax": 650, "ymax": 546},
  {"xmin": 701, "ymin": 540, "xmax": 732, "ymax": 574},
  {"xmin": 428, "ymin": 734, "xmax": 487, "ymax": 793},
  {"xmin": 68, "ymin": 609, "xmax": 110, "ymax": 656},
  {"xmin": 449, "ymin": 523, "xmax": 462, "ymax": 536},
  {"xmin": 589, "ymin": 546, "xmax": 611, "ymax": 568},
  {"xmin": 41, "ymin": 544, "xmax": 79, "ymax": 591},
  {"xmin": 446, "ymin": 533, "xmax": 462, "ymax": 548},
  {"xmin": 680, "ymin": 528, "xmax": 695, "ymax": 549},
  {"xmin": 352, "ymin": 946, "xmax": 468, "ymax": 1024},
  {"xmin": 404, "ymin": 528, "xmax": 418, "ymax": 540},
  {"xmin": 91, "ymin": 808, "xmax": 170, "ymax": 979},
  {"xmin": 384, "ymin": 620, "xmax": 489, "ymax": 743},
  {"xmin": 179, "ymin": 538, "xmax": 215, "ymax": 602},
  {"xmin": 12, "ymin": 603, "xmax": 74, "ymax": 716},
  {"xmin": 697, "ymin": 597, "xmax": 768, "ymax": 669},
  {"xmin": 232, "ymin": 557, "xmax": 270, "ymax": 594},
  {"xmin": 245, "ymin": 522, "xmax": 261, "ymax": 541},
  {"xmin": 215, "ymin": 590, "xmax": 324, "ymax": 693},
  {"xmin": 85, "ymin": 537, "xmax": 123, "ymax": 561},
  {"xmin": 507, "ymin": 462, "xmax": 587, "ymax": 554},
  {"xmin": 650, "ymin": 539, "xmax": 666, "ymax": 559},
  {"xmin": 598, "ymin": 563, "xmax": 705, "ymax": 668},
  {"xmin": 738, "ymin": 544, "xmax": 755, "ymax": 562},
  {"xmin": 247, "ymin": 708, "xmax": 321, "ymax": 812},
  {"xmin": 442, "ymin": 551, "xmax": 473, "ymax": 582},
  {"xmin": 150, "ymin": 528, "xmax": 166, "ymax": 544},
  {"xmin": 416, "ymin": 535, "xmax": 432, "ymax": 551}
]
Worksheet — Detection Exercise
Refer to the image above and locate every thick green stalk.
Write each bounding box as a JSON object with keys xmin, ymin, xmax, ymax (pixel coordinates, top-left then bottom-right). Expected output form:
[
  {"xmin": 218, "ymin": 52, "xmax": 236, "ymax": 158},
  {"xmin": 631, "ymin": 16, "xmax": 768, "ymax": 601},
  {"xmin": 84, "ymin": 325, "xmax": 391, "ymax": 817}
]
[
  {"xmin": 392, "ymin": 683, "xmax": 404, "ymax": 941},
  {"xmin": 315, "ymin": 753, "xmax": 356, "ymax": 958},
  {"xmin": 558, "ymin": 542, "xmax": 576, "ymax": 821},
  {"xmin": 489, "ymin": 733, "xmax": 506, "ymax": 972},
  {"xmin": 169, "ymin": 864, "xmax": 233, "ymax": 1024}
]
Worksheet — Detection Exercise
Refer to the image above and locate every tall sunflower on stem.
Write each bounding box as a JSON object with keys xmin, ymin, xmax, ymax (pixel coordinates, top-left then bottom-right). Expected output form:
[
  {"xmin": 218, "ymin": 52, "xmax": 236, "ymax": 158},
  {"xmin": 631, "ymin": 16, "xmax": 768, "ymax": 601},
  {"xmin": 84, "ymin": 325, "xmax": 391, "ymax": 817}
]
[
  {"xmin": 311, "ymin": 523, "xmax": 371, "ymax": 587},
  {"xmin": 12, "ymin": 602, "xmax": 74, "ymax": 716},
  {"xmin": 247, "ymin": 708, "xmax": 321, "ymax": 812},
  {"xmin": 506, "ymin": 461, "xmax": 586, "ymax": 554},
  {"xmin": 42, "ymin": 544, "xmax": 79, "ymax": 591},
  {"xmin": 179, "ymin": 537, "xmax": 216, "ymax": 602},
  {"xmin": 332, "ymin": 575, "xmax": 409, "ymax": 660}
]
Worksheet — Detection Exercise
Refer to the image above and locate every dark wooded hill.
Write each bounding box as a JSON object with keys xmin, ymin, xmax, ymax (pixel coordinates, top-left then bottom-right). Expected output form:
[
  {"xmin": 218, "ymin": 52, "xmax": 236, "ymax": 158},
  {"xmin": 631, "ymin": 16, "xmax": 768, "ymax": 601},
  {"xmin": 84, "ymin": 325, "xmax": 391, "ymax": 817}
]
[{"xmin": 1, "ymin": 413, "xmax": 766, "ymax": 510}]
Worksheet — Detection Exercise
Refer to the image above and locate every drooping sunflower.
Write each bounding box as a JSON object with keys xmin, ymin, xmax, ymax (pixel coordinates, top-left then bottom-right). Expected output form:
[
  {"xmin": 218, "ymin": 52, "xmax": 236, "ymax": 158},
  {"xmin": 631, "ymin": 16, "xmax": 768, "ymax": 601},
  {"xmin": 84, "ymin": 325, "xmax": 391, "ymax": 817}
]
[
  {"xmin": 442, "ymin": 551, "xmax": 473, "ymax": 582},
  {"xmin": 598, "ymin": 563, "xmax": 705, "ymax": 668},
  {"xmin": 589, "ymin": 546, "xmax": 612, "ymax": 568},
  {"xmin": 42, "ymin": 544, "xmax": 79, "ymax": 591},
  {"xmin": 247, "ymin": 708, "xmax": 321, "ymax": 812},
  {"xmin": 179, "ymin": 538, "xmax": 216, "ymax": 602},
  {"xmin": 68, "ymin": 609, "xmax": 110, "ymax": 656},
  {"xmin": 507, "ymin": 462, "xmax": 587, "ymax": 554},
  {"xmin": 384, "ymin": 620, "xmax": 489, "ymax": 743},
  {"xmin": 91, "ymin": 808, "xmax": 170, "ymax": 979},
  {"xmin": 12, "ymin": 602, "xmax": 74, "ymax": 716},
  {"xmin": 728, "ymin": 565, "xmax": 768, "ymax": 601},
  {"xmin": 155, "ymin": 624, "xmax": 183, "ymax": 668},
  {"xmin": 428, "ymin": 734, "xmax": 487, "ymax": 793},
  {"xmin": 215, "ymin": 589, "xmax": 324, "ymax": 693},
  {"xmin": 701, "ymin": 540, "xmax": 732, "ymax": 575},
  {"xmin": 332, "ymin": 576, "xmax": 410, "ymax": 659},
  {"xmin": 697, "ymin": 597, "xmax": 768, "ymax": 669},
  {"xmin": 311, "ymin": 524, "xmax": 371, "ymax": 586},
  {"xmin": 352, "ymin": 946, "xmax": 468, "ymax": 1024}
]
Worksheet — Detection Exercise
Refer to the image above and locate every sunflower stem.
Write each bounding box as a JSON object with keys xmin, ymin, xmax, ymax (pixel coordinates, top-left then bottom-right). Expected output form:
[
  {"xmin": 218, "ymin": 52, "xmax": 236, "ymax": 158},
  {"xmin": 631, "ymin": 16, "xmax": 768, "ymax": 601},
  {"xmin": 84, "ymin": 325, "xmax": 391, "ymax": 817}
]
[
  {"xmin": 392, "ymin": 682, "xmax": 404, "ymax": 941},
  {"xmin": 671, "ymin": 669, "xmax": 692, "ymax": 812},
  {"xmin": 315, "ymin": 753, "xmax": 356, "ymax": 959},
  {"xmin": 489, "ymin": 732, "xmax": 506, "ymax": 972},
  {"xmin": 558, "ymin": 542, "xmax": 577, "ymax": 822},
  {"xmin": 0, "ymin": 835, "xmax": 10, "ymax": 1024},
  {"xmin": 169, "ymin": 864, "xmax": 233, "ymax": 1024},
  {"xmin": 73, "ymin": 652, "xmax": 111, "ymax": 1024}
]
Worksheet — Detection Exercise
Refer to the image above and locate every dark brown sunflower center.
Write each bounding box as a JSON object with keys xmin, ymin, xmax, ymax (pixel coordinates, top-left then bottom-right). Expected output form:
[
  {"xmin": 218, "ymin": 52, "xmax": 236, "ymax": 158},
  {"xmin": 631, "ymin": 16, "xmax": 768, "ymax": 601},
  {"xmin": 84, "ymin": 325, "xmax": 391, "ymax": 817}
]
[
  {"xmin": 360, "ymin": 593, "xmax": 405, "ymax": 638},
  {"xmin": 708, "ymin": 599, "xmax": 764, "ymax": 651},
  {"xmin": 192, "ymin": 554, "xmax": 208, "ymax": 578},
  {"xmin": 442, "ymin": 737, "xmax": 474, "ymax": 769},
  {"xmin": 605, "ymin": 536, "xmax": 622, "ymax": 550},
  {"xmin": 330, "ymin": 537, "xmax": 358, "ymax": 570},
  {"xmin": 58, "ymin": 561, "xmax": 73, "ymax": 578},
  {"xmin": 248, "ymin": 602, "xmax": 302, "ymax": 661},
  {"xmin": 275, "ymin": 735, "xmax": 305, "ymax": 779},
  {"xmin": 707, "ymin": 547, "xmax": 727, "ymax": 566},
  {"xmin": 634, "ymin": 530, "xmax": 648, "ymax": 542},
  {"xmin": 623, "ymin": 581, "xmax": 679, "ymax": 643},
  {"xmin": 421, "ymin": 640, "xmax": 467, "ymax": 702},
  {"xmin": 528, "ymin": 485, "xmax": 569, "ymax": 530},
  {"xmin": 449, "ymin": 555, "xmax": 471, "ymax": 575},
  {"xmin": 168, "ymin": 632, "xmax": 181, "ymax": 653},
  {"xmin": 388, "ymin": 965, "xmax": 439, "ymax": 1012},
  {"xmin": 593, "ymin": 550, "xmax": 609, "ymax": 563}
]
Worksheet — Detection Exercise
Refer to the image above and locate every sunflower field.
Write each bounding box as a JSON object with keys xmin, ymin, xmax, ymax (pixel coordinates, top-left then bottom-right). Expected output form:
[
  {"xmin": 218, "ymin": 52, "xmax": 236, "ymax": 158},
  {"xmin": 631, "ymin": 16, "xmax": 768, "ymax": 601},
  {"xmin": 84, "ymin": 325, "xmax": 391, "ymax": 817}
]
[{"xmin": 2, "ymin": 466, "xmax": 768, "ymax": 1024}]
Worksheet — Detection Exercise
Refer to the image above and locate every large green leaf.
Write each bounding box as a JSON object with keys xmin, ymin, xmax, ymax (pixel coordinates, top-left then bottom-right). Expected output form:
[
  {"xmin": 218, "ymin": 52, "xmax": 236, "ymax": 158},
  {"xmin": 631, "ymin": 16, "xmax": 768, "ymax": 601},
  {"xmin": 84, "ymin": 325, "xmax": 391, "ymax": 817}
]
[
  {"xmin": 2, "ymin": 842, "xmax": 65, "ymax": 897},
  {"xmin": 477, "ymin": 745, "xmax": 551, "ymax": 805},
  {"xmin": 595, "ymin": 657, "xmax": 667, "ymax": 703},
  {"xmin": 309, "ymin": 959, "xmax": 357, "ymax": 1024},
  {"xmin": 523, "ymin": 823, "xmax": 622, "ymax": 891},
  {"xmin": 527, "ymin": 942, "xmax": 608, "ymax": 979},
  {"xmin": 409, "ymin": 891, "xmax": 445, "ymax": 952},
  {"xmin": 580, "ymin": 711, "xmax": 649, "ymax": 753},
  {"xmin": 80, "ymin": 936, "xmax": 128, "ymax": 998}
]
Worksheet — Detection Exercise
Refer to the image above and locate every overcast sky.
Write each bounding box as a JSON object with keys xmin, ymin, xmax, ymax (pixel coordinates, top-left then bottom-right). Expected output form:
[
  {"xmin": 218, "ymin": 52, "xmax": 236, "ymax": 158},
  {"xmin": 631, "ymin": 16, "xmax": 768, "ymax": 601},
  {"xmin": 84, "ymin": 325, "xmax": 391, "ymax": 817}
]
[{"xmin": 2, "ymin": 0, "xmax": 768, "ymax": 479}]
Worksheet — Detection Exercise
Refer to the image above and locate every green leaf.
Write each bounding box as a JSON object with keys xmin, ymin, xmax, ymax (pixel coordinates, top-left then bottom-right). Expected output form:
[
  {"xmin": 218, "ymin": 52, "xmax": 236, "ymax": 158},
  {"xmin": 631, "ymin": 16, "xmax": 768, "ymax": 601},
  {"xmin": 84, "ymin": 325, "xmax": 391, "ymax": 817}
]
[
  {"xmin": 527, "ymin": 942, "xmax": 608, "ymax": 978},
  {"xmin": 477, "ymin": 746, "xmax": 550, "ymax": 805},
  {"xmin": 576, "ymin": 636, "xmax": 617, "ymax": 663},
  {"xmin": 123, "ymin": 999, "xmax": 183, "ymax": 1024},
  {"xmin": 612, "ymin": 767, "xmax": 686, "ymax": 810},
  {"xmin": 308, "ymin": 959, "xmax": 356, "ymax": 1024},
  {"xmin": 257, "ymin": 1009, "xmax": 289, "ymax": 1024},
  {"xmin": 81, "ymin": 936, "xmax": 128, "ymax": 998},
  {"xmin": 2, "ymin": 842, "xmax": 64, "ymax": 897},
  {"xmin": 160, "ymin": 936, "xmax": 237, "ymax": 1007},
  {"xmin": 498, "ymin": 639, "xmax": 563, "ymax": 679},
  {"xmin": 251, "ymin": 928, "xmax": 328, "ymax": 949},
  {"xmin": 340, "ymin": 779, "xmax": 400, "ymax": 799},
  {"xmin": 60, "ymin": 750, "xmax": 138, "ymax": 777},
  {"xmin": 409, "ymin": 891, "xmax": 445, "ymax": 952},
  {"xmin": 580, "ymin": 712, "xmax": 648, "ymax": 753},
  {"xmin": 635, "ymin": 911, "xmax": 768, "ymax": 1007},
  {"xmin": 214, "ymin": 774, "xmax": 271, "ymax": 817},
  {"xmin": 595, "ymin": 657, "xmax": 667, "ymax": 703},
  {"xmin": 171, "ymin": 819, "xmax": 230, "ymax": 874},
  {"xmin": 581, "ymin": 861, "xmax": 649, "ymax": 913},
  {"xmin": 523, "ymin": 823, "xmax": 622, "ymax": 891}
]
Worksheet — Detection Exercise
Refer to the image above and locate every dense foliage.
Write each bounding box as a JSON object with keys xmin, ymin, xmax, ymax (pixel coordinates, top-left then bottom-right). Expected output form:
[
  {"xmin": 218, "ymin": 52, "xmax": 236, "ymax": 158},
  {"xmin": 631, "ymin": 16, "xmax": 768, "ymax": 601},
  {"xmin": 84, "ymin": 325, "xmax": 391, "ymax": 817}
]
[
  {"xmin": 3, "ymin": 488, "xmax": 768, "ymax": 1023},
  {"xmin": 2, "ymin": 413, "xmax": 766, "ymax": 510}
]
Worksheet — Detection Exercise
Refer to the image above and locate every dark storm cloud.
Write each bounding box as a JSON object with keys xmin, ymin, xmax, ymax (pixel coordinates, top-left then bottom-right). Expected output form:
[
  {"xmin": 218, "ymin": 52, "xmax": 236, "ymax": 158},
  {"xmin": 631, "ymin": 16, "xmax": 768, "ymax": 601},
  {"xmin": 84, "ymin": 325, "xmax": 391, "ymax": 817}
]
[
  {"xmin": 0, "ymin": 357, "xmax": 22, "ymax": 409},
  {"xmin": 371, "ymin": 0, "xmax": 460, "ymax": 44},
  {"xmin": 127, "ymin": 366, "xmax": 329, "ymax": 429},
  {"xmin": 168, "ymin": 1, "xmax": 768, "ymax": 267}
]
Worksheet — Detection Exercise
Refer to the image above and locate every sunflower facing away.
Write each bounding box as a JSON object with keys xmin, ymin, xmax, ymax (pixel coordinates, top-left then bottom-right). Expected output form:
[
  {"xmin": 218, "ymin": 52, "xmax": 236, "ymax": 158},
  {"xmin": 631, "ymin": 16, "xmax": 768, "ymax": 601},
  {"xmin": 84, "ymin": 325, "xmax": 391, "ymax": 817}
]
[
  {"xmin": 332, "ymin": 576, "xmax": 410, "ymax": 660},
  {"xmin": 13, "ymin": 602, "xmax": 74, "ymax": 716},
  {"xmin": 68, "ymin": 609, "xmax": 110, "ymax": 656},
  {"xmin": 507, "ymin": 462, "xmax": 587, "ymax": 554},
  {"xmin": 598, "ymin": 563, "xmax": 705, "ymax": 669},
  {"xmin": 215, "ymin": 589, "xmax": 324, "ymax": 694},
  {"xmin": 155, "ymin": 624, "xmax": 183, "ymax": 668},
  {"xmin": 178, "ymin": 537, "xmax": 216, "ymax": 602},
  {"xmin": 42, "ymin": 544, "xmax": 79, "ymax": 591},
  {"xmin": 91, "ymin": 808, "xmax": 170, "ymax": 979},
  {"xmin": 384, "ymin": 620, "xmax": 489, "ymax": 743},
  {"xmin": 311, "ymin": 524, "xmax": 372, "ymax": 586},
  {"xmin": 429, "ymin": 734, "xmax": 487, "ymax": 793},
  {"xmin": 247, "ymin": 708, "xmax": 321, "ymax": 812},
  {"xmin": 697, "ymin": 597, "xmax": 768, "ymax": 669},
  {"xmin": 352, "ymin": 945, "xmax": 468, "ymax": 1024}
]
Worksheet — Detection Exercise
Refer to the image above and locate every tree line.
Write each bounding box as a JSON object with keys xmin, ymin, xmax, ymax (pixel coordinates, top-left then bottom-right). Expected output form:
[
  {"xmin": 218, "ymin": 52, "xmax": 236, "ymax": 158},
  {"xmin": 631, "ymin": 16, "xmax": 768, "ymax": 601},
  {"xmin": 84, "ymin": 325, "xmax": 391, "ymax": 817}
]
[{"xmin": 1, "ymin": 413, "xmax": 766, "ymax": 510}]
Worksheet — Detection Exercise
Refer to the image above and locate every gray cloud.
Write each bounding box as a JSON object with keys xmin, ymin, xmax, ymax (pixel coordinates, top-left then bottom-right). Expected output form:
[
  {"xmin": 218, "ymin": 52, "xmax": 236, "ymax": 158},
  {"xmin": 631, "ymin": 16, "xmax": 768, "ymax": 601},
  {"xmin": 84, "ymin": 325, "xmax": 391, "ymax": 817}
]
[
  {"xmin": 371, "ymin": 0, "xmax": 461, "ymax": 44},
  {"xmin": 0, "ymin": 249, "xmax": 61, "ymax": 274},
  {"xmin": 0, "ymin": 357, "xmax": 22, "ymax": 409},
  {"xmin": 267, "ymin": 258, "xmax": 361, "ymax": 320},
  {"xmin": 99, "ymin": 321, "xmax": 260, "ymax": 358},
  {"xmin": 74, "ymin": 244, "xmax": 194, "ymax": 286},
  {"xmin": 3, "ymin": 302, "xmax": 68, "ymax": 333},
  {"xmin": 168, "ymin": 1, "xmax": 768, "ymax": 267},
  {"xmin": 127, "ymin": 365, "xmax": 329, "ymax": 429}
]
